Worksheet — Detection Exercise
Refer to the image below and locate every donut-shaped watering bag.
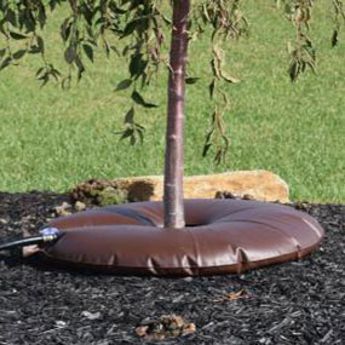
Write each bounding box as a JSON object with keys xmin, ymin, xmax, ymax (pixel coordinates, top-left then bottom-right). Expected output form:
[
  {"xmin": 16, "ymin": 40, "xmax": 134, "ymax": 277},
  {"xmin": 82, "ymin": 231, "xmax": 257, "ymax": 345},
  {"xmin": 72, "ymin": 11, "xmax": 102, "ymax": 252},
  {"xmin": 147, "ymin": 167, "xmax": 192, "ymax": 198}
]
[{"xmin": 39, "ymin": 199, "xmax": 324, "ymax": 276}]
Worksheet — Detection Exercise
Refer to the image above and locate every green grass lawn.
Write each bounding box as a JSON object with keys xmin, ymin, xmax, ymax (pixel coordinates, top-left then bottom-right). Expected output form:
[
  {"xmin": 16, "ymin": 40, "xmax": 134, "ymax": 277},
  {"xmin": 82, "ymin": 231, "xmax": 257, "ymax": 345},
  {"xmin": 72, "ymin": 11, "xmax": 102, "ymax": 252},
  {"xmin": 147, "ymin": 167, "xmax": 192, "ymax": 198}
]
[{"xmin": 0, "ymin": 1, "xmax": 344, "ymax": 203}]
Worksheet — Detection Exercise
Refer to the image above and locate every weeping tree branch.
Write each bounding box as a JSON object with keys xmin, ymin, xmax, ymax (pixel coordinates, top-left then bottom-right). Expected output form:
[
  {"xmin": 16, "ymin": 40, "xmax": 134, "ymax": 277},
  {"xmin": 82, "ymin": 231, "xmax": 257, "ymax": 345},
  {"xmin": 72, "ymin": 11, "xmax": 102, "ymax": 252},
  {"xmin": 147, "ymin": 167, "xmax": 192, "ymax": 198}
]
[
  {"xmin": 332, "ymin": 0, "xmax": 345, "ymax": 47},
  {"xmin": 284, "ymin": 0, "xmax": 316, "ymax": 82},
  {"xmin": 191, "ymin": 0, "xmax": 248, "ymax": 164}
]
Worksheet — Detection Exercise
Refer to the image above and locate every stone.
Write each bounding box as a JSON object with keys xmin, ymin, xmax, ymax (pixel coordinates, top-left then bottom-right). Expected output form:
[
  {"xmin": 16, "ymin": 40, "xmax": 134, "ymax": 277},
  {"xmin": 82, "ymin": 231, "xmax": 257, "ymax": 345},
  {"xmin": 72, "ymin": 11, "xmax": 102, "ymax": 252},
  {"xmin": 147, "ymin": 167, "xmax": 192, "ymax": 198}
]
[
  {"xmin": 53, "ymin": 201, "xmax": 72, "ymax": 216},
  {"xmin": 81, "ymin": 311, "xmax": 102, "ymax": 320},
  {"xmin": 74, "ymin": 200, "xmax": 86, "ymax": 211},
  {"xmin": 72, "ymin": 170, "xmax": 289, "ymax": 205}
]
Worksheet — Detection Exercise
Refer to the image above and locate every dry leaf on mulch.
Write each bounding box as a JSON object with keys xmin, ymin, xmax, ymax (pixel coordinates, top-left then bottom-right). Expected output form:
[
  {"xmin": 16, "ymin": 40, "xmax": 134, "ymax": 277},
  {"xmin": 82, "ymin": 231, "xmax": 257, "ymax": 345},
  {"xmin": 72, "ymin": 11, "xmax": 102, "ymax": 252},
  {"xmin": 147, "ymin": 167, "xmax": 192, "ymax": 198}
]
[
  {"xmin": 135, "ymin": 314, "xmax": 196, "ymax": 341},
  {"xmin": 213, "ymin": 288, "xmax": 252, "ymax": 303}
]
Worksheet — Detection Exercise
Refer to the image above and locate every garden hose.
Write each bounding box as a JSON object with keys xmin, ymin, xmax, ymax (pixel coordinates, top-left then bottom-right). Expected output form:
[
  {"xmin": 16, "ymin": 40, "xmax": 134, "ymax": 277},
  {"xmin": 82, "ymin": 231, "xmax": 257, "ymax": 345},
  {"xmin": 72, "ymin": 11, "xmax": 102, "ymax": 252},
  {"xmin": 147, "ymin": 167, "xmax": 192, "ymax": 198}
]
[{"xmin": 0, "ymin": 227, "xmax": 61, "ymax": 252}]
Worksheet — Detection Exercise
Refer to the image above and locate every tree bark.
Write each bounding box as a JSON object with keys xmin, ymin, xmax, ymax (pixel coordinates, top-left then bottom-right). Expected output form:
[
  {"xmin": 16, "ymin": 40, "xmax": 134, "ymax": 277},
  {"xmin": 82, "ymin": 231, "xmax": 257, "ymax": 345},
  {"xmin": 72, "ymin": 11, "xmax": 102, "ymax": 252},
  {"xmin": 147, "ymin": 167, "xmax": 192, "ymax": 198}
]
[{"xmin": 164, "ymin": 0, "xmax": 190, "ymax": 229}]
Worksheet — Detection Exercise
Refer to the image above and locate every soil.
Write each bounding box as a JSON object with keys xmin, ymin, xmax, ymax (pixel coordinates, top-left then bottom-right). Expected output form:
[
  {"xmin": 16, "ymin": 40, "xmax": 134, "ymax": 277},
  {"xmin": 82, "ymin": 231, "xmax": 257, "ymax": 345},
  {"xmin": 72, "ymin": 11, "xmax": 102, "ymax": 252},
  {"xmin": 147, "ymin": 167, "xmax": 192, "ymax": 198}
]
[{"xmin": 0, "ymin": 191, "xmax": 344, "ymax": 345}]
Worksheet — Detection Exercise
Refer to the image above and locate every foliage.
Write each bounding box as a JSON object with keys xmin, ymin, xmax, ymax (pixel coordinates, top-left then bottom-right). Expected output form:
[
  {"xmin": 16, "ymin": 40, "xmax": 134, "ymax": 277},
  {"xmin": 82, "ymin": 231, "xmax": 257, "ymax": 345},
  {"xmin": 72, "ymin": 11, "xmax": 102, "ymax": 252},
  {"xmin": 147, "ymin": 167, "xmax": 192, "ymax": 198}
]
[
  {"xmin": 0, "ymin": 0, "xmax": 240, "ymax": 160},
  {"xmin": 0, "ymin": 0, "xmax": 341, "ymax": 162}
]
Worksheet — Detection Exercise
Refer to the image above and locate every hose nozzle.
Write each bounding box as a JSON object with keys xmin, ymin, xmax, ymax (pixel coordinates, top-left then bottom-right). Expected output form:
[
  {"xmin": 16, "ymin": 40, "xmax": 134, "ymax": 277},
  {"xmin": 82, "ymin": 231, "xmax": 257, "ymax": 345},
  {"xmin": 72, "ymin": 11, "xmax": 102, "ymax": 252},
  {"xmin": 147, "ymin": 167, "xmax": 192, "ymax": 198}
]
[{"xmin": 40, "ymin": 227, "xmax": 61, "ymax": 242}]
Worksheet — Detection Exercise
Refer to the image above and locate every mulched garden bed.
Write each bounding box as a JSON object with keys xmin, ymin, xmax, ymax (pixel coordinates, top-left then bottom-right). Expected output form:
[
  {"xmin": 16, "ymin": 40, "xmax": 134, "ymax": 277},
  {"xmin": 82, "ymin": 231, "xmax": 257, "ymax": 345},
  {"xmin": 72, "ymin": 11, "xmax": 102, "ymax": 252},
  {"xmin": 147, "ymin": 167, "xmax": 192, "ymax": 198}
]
[{"xmin": 0, "ymin": 191, "xmax": 344, "ymax": 345}]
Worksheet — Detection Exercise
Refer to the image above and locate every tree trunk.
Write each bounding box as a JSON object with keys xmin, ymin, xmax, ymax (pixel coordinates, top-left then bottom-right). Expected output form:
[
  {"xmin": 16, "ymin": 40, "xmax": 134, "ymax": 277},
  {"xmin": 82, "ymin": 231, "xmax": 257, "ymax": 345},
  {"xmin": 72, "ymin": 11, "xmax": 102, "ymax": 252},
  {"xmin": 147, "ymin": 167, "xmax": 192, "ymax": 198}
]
[{"xmin": 164, "ymin": 0, "xmax": 190, "ymax": 229}]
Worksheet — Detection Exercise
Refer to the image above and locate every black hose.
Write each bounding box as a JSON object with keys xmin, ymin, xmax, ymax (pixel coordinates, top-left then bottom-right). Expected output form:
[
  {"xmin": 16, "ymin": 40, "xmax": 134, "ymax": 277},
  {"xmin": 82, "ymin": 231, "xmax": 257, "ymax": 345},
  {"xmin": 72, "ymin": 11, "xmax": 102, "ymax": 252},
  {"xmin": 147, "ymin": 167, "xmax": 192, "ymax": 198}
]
[
  {"xmin": 0, "ymin": 236, "xmax": 48, "ymax": 251},
  {"xmin": 0, "ymin": 227, "xmax": 61, "ymax": 252}
]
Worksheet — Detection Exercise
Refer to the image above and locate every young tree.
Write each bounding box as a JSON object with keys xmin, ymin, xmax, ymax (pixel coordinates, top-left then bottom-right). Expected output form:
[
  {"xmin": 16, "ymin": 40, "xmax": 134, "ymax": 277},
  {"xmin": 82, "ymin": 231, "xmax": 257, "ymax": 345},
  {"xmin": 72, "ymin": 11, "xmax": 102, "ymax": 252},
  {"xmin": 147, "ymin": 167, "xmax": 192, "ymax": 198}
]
[{"xmin": 0, "ymin": 0, "xmax": 343, "ymax": 229}]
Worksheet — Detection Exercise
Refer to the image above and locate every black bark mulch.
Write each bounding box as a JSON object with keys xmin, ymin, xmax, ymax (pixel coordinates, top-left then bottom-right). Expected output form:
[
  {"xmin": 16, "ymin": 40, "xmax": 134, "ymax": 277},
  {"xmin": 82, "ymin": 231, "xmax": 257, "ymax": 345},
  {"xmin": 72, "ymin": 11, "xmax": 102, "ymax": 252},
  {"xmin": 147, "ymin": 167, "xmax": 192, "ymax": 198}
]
[{"xmin": 0, "ymin": 192, "xmax": 344, "ymax": 345}]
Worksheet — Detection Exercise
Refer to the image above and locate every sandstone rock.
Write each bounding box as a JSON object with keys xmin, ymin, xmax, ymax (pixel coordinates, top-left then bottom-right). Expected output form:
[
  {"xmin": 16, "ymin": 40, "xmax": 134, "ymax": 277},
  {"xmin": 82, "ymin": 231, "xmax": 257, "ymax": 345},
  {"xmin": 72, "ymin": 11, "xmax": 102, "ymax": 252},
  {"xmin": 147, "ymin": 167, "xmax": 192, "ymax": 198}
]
[{"xmin": 72, "ymin": 170, "xmax": 289, "ymax": 205}]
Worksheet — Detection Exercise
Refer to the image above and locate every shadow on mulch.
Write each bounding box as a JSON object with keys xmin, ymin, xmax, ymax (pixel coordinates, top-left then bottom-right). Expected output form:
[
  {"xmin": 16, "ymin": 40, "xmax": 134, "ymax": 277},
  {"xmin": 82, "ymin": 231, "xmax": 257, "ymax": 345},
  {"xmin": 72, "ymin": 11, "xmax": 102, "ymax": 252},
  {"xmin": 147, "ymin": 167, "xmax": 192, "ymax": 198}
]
[{"xmin": 0, "ymin": 191, "xmax": 344, "ymax": 345}]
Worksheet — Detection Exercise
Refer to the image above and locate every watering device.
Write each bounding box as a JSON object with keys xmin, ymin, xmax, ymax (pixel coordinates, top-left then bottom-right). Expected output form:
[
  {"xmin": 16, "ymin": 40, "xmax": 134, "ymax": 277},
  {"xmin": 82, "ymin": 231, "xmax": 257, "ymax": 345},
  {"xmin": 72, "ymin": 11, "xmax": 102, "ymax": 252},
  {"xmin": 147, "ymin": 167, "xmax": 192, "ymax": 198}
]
[{"xmin": 0, "ymin": 200, "xmax": 325, "ymax": 276}]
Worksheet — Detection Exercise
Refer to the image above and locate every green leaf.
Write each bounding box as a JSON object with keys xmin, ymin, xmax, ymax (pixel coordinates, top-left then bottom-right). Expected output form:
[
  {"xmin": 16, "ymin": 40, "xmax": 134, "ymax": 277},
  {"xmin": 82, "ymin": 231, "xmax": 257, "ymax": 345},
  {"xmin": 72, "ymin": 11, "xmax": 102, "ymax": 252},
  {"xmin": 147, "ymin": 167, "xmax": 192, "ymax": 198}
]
[
  {"xmin": 36, "ymin": 36, "xmax": 45, "ymax": 54},
  {"xmin": 64, "ymin": 45, "xmax": 75, "ymax": 64},
  {"xmin": 83, "ymin": 44, "xmax": 94, "ymax": 63},
  {"xmin": 82, "ymin": 6, "xmax": 94, "ymax": 26},
  {"xmin": 185, "ymin": 77, "xmax": 200, "ymax": 84},
  {"xmin": 115, "ymin": 79, "xmax": 132, "ymax": 91},
  {"xmin": 122, "ymin": 20, "xmax": 137, "ymax": 37},
  {"xmin": 5, "ymin": 9, "xmax": 17, "ymax": 27},
  {"xmin": 38, "ymin": 5, "xmax": 47, "ymax": 29},
  {"xmin": 129, "ymin": 54, "xmax": 147, "ymax": 79},
  {"xmin": 0, "ymin": 57, "xmax": 12, "ymax": 71},
  {"xmin": 209, "ymin": 79, "xmax": 215, "ymax": 99},
  {"xmin": 131, "ymin": 91, "xmax": 157, "ymax": 108},
  {"xmin": 110, "ymin": 45, "xmax": 120, "ymax": 56},
  {"xmin": 13, "ymin": 50, "xmax": 26, "ymax": 60},
  {"xmin": 61, "ymin": 18, "xmax": 72, "ymax": 42},
  {"xmin": 0, "ymin": 48, "xmax": 6, "ymax": 60},
  {"xmin": 202, "ymin": 143, "xmax": 212, "ymax": 157},
  {"xmin": 131, "ymin": 91, "xmax": 145, "ymax": 106},
  {"xmin": 74, "ymin": 55, "xmax": 85, "ymax": 80},
  {"xmin": 124, "ymin": 107, "xmax": 135, "ymax": 124},
  {"xmin": 120, "ymin": 128, "xmax": 134, "ymax": 140},
  {"xmin": 332, "ymin": 30, "xmax": 338, "ymax": 47},
  {"xmin": 288, "ymin": 61, "xmax": 299, "ymax": 82},
  {"xmin": 9, "ymin": 32, "xmax": 27, "ymax": 40},
  {"xmin": 36, "ymin": 67, "xmax": 45, "ymax": 78},
  {"xmin": 29, "ymin": 46, "xmax": 41, "ymax": 54}
]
